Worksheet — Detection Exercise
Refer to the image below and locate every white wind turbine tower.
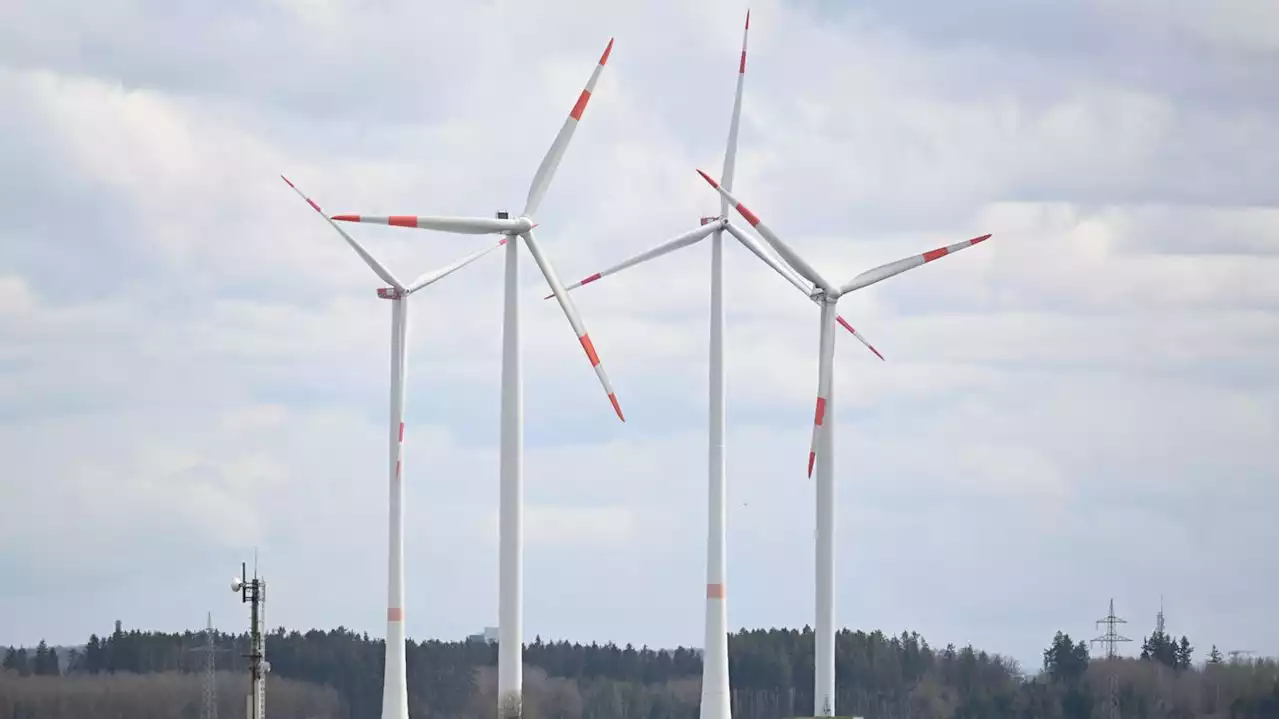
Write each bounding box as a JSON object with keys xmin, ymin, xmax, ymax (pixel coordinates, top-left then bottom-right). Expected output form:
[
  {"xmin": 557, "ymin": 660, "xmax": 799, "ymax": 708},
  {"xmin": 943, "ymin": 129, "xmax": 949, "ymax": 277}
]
[
  {"xmin": 556, "ymin": 13, "xmax": 879, "ymax": 719},
  {"xmin": 281, "ymin": 177, "xmax": 507, "ymax": 719},
  {"xmin": 329, "ymin": 39, "xmax": 622, "ymax": 719},
  {"xmin": 698, "ymin": 170, "xmax": 991, "ymax": 718}
]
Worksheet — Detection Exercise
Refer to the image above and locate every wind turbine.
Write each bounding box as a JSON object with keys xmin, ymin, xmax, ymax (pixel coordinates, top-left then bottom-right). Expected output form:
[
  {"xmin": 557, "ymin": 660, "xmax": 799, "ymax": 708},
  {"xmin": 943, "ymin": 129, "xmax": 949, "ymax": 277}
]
[
  {"xmin": 281, "ymin": 177, "xmax": 506, "ymax": 719},
  {"xmin": 698, "ymin": 169, "xmax": 991, "ymax": 718},
  {"xmin": 555, "ymin": 13, "xmax": 879, "ymax": 719},
  {"xmin": 329, "ymin": 39, "xmax": 621, "ymax": 719}
]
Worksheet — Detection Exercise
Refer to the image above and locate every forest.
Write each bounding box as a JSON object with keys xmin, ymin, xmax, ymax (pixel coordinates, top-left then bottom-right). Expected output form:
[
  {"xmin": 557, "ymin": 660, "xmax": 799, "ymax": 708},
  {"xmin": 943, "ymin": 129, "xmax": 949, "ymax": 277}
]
[{"xmin": 1, "ymin": 620, "xmax": 1275, "ymax": 718}]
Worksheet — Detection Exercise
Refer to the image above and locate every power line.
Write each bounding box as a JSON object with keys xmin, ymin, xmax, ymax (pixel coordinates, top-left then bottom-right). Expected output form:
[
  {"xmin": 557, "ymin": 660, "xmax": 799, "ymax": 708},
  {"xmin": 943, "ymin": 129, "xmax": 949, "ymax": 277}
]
[
  {"xmin": 1090, "ymin": 598, "xmax": 1132, "ymax": 719},
  {"xmin": 200, "ymin": 613, "xmax": 219, "ymax": 719},
  {"xmin": 1091, "ymin": 598, "xmax": 1132, "ymax": 660},
  {"xmin": 186, "ymin": 612, "xmax": 229, "ymax": 719}
]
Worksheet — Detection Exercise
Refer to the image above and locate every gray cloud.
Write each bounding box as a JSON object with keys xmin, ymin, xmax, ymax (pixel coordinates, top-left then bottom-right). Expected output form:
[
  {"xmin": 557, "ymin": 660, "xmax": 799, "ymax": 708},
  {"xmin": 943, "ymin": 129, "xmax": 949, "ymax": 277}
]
[{"xmin": 0, "ymin": 0, "xmax": 1275, "ymax": 670}]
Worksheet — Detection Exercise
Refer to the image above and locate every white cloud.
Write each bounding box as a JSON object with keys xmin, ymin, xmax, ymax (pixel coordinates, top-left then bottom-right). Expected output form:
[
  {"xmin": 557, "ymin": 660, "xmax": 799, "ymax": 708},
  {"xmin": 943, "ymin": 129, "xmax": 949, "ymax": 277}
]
[{"xmin": 485, "ymin": 506, "xmax": 640, "ymax": 548}]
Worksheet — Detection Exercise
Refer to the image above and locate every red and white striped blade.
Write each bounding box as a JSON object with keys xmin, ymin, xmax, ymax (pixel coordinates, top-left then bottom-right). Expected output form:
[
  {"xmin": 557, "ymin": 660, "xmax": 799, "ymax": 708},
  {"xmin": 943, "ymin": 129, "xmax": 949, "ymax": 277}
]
[
  {"xmin": 281, "ymin": 176, "xmax": 404, "ymax": 290},
  {"xmin": 404, "ymin": 238, "xmax": 508, "ymax": 294},
  {"xmin": 549, "ymin": 221, "xmax": 721, "ymax": 299},
  {"xmin": 329, "ymin": 214, "xmax": 526, "ymax": 235},
  {"xmin": 835, "ymin": 315, "xmax": 886, "ymax": 361},
  {"xmin": 839, "ymin": 234, "xmax": 992, "ymax": 295},
  {"xmin": 522, "ymin": 231, "xmax": 624, "ymax": 422},
  {"xmin": 723, "ymin": 221, "xmax": 813, "ymax": 297},
  {"xmin": 807, "ymin": 393, "xmax": 826, "ymax": 478},
  {"xmin": 717, "ymin": 10, "xmax": 751, "ymax": 209},
  {"xmin": 724, "ymin": 222, "xmax": 885, "ymax": 362},
  {"xmin": 696, "ymin": 169, "xmax": 833, "ymax": 293},
  {"xmin": 808, "ymin": 305, "xmax": 838, "ymax": 478},
  {"xmin": 524, "ymin": 38, "xmax": 614, "ymax": 217}
]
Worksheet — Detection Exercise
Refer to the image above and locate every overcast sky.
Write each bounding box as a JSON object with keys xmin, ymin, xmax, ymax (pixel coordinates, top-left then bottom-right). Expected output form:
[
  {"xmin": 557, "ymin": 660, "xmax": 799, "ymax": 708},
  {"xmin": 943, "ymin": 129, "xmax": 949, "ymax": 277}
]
[{"xmin": 0, "ymin": 0, "xmax": 1276, "ymax": 671}]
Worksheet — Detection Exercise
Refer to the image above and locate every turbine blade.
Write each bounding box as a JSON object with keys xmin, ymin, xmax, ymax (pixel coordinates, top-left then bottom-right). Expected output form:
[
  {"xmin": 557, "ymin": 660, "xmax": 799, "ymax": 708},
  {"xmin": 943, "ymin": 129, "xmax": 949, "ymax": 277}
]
[
  {"xmin": 329, "ymin": 214, "xmax": 528, "ymax": 235},
  {"xmin": 521, "ymin": 230, "xmax": 625, "ymax": 421},
  {"xmin": 718, "ymin": 9, "xmax": 750, "ymax": 210},
  {"xmin": 723, "ymin": 221, "xmax": 813, "ymax": 297},
  {"xmin": 808, "ymin": 304, "xmax": 837, "ymax": 478},
  {"xmin": 549, "ymin": 221, "xmax": 722, "ymax": 299},
  {"xmin": 839, "ymin": 234, "xmax": 993, "ymax": 295},
  {"xmin": 696, "ymin": 169, "xmax": 834, "ymax": 293},
  {"xmin": 281, "ymin": 176, "xmax": 404, "ymax": 290},
  {"xmin": 524, "ymin": 38, "xmax": 614, "ymax": 217},
  {"xmin": 404, "ymin": 238, "xmax": 508, "ymax": 294},
  {"xmin": 835, "ymin": 315, "xmax": 886, "ymax": 361},
  {"xmin": 806, "ymin": 394, "xmax": 824, "ymax": 478},
  {"xmin": 725, "ymin": 222, "xmax": 885, "ymax": 361}
]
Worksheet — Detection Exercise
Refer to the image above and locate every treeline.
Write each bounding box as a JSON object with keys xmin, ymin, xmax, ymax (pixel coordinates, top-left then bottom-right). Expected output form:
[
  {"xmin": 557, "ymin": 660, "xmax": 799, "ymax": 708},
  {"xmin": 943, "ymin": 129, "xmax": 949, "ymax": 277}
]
[
  {"xmin": 0, "ymin": 641, "xmax": 61, "ymax": 677},
  {"xmin": 1036, "ymin": 631, "xmax": 1276, "ymax": 719},
  {"xmin": 1, "ymin": 622, "xmax": 1276, "ymax": 718},
  {"xmin": 0, "ymin": 672, "xmax": 338, "ymax": 719}
]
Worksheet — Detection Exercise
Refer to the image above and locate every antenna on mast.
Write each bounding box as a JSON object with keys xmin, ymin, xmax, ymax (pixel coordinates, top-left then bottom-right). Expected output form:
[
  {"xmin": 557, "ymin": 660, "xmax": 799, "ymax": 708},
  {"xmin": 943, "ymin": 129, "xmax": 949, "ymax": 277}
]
[{"xmin": 233, "ymin": 557, "xmax": 268, "ymax": 719}]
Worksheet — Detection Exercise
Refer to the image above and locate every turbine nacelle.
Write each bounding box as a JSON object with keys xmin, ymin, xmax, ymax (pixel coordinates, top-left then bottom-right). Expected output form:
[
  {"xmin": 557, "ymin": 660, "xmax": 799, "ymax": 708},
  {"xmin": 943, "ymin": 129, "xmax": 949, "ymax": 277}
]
[{"xmin": 495, "ymin": 210, "xmax": 539, "ymax": 237}]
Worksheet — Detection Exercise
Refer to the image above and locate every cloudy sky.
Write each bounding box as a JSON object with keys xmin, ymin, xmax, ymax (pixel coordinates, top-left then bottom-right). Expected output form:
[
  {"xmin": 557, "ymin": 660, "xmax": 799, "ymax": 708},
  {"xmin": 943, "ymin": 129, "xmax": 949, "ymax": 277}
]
[{"xmin": 0, "ymin": 0, "xmax": 1275, "ymax": 670}]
